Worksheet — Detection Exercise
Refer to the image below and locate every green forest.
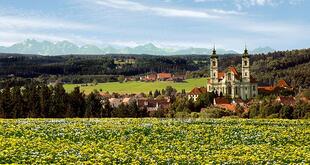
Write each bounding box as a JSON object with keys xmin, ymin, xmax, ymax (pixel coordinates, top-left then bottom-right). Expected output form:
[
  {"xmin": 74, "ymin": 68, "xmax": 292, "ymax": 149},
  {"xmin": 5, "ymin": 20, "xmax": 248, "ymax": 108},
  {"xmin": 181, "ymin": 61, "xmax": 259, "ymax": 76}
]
[{"xmin": 1, "ymin": 48, "xmax": 310, "ymax": 88}]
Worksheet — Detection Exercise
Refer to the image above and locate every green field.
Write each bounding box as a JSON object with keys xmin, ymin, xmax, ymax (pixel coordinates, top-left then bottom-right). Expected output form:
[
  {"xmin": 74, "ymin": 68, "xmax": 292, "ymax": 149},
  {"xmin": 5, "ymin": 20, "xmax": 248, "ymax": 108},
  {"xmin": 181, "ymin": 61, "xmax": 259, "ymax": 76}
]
[
  {"xmin": 1, "ymin": 118, "xmax": 309, "ymax": 164},
  {"xmin": 64, "ymin": 78, "xmax": 208, "ymax": 94}
]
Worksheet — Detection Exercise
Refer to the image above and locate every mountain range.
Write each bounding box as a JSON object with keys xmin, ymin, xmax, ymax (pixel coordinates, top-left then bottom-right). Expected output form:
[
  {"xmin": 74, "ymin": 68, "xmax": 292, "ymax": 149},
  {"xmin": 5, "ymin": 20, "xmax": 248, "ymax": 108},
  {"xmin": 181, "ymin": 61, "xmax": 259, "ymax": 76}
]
[{"xmin": 0, "ymin": 39, "xmax": 275, "ymax": 55}]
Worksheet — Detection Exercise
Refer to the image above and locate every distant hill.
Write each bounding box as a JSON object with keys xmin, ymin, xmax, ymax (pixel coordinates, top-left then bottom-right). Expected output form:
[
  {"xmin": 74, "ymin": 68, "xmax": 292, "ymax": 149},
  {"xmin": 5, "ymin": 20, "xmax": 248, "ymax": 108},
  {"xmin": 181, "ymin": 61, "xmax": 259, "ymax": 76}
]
[
  {"xmin": 0, "ymin": 48, "xmax": 309, "ymax": 88},
  {"xmin": 0, "ymin": 39, "xmax": 243, "ymax": 55},
  {"xmin": 250, "ymin": 46, "xmax": 275, "ymax": 54}
]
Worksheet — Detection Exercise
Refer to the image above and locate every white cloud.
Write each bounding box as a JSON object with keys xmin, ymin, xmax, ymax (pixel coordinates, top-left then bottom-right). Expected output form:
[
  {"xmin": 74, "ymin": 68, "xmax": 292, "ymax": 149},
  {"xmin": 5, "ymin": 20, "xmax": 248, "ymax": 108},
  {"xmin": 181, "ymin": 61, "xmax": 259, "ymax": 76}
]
[
  {"xmin": 0, "ymin": 16, "xmax": 94, "ymax": 30},
  {"xmin": 90, "ymin": 0, "xmax": 243, "ymax": 18},
  {"xmin": 235, "ymin": 0, "xmax": 278, "ymax": 7},
  {"xmin": 193, "ymin": 0, "xmax": 223, "ymax": 2},
  {"xmin": 0, "ymin": 31, "xmax": 104, "ymax": 47},
  {"xmin": 289, "ymin": 0, "xmax": 304, "ymax": 5},
  {"xmin": 234, "ymin": 0, "xmax": 304, "ymax": 8},
  {"xmin": 207, "ymin": 9, "xmax": 245, "ymax": 15}
]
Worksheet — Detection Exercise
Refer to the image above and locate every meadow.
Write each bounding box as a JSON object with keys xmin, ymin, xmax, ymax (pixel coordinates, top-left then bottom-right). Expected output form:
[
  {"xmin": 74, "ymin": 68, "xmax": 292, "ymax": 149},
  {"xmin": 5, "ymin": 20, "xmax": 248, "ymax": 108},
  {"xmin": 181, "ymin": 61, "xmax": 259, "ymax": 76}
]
[
  {"xmin": 1, "ymin": 118, "xmax": 309, "ymax": 164},
  {"xmin": 63, "ymin": 78, "xmax": 207, "ymax": 94}
]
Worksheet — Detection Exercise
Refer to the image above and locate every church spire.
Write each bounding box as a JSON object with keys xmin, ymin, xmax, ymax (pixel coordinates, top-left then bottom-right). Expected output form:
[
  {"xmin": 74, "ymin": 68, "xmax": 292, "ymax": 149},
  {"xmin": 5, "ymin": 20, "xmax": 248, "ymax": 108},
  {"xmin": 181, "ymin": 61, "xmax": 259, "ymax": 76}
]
[
  {"xmin": 243, "ymin": 43, "xmax": 249, "ymax": 57},
  {"xmin": 211, "ymin": 44, "xmax": 218, "ymax": 58}
]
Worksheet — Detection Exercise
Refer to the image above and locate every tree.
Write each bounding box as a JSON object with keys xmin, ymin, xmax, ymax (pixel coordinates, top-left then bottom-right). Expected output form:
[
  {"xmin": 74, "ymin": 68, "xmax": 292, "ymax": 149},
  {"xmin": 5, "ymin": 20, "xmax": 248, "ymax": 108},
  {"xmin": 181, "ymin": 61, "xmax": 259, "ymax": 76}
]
[
  {"xmin": 85, "ymin": 92, "xmax": 103, "ymax": 118},
  {"xmin": 154, "ymin": 90, "xmax": 161, "ymax": 98},
  {"xmin": 68, "ymin": 87, "xmax": 86, "ymax": 117},
  {"xmin": 0, "ymin": 86, "xmax": 12, "ymax": 118},
  {"xmin": 112, "ymin": 103, "xmax": 129, "ymax": 117},
  {"xmin": 127, "ymin": 100, "xmax": 139, "ymax": 117},
  {"xmin": 279, "ymin": 105, "xmax": 293, "ymax": 119},
  {"xmin": 23, "ymin": 83, "xmax": 40, "ymax": 118},
  {"xmin": 50, "ymin": 84, "xmax": 68, "ymax": 118},
  {"xmin": 11, "ymin": 87, "xmax": 25, "ymax": 118},
  {"xmin": 102, "ymin": 98, "xmax": 113, "ymax": 117},
  {"xmin": 195, "ymin": 92, "xmax": 215, "ymax": 111},
  {"xmin": 293, "ymin": 102, "xmax": 310, "ymax": 119},
  {"xmin": 38, "ymin": 84, "xmax": 52, "ymax": 118},
  {"xmin": 165, "ymin": 86, "xmax": 177, "ymax": 97},
  {"xmin": 118, "ymin": 75, "xmax": 125, "ymax": 83},
  {"xmin": 249, "ymin": 103, "xmax": 260, "ymax": 118},
  {"xmin": 148, "ymin": 91, "xmax": 153, "ymax": 97}
]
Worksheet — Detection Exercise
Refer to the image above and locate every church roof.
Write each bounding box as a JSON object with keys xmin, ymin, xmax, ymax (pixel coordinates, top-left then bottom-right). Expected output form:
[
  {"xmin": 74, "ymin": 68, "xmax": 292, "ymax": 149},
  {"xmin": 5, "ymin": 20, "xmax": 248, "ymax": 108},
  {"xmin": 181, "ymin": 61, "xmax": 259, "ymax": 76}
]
[
  {"xmin": 218, "ymin": 66, "xmax": 241, "ymax": 81},
  {"xmin": 218, "ymin": 72, "xmax": 225, "ymax": 79},
  {"xmin": 229, "ymin": 66, "xmax": 241, "ymax": 80}
]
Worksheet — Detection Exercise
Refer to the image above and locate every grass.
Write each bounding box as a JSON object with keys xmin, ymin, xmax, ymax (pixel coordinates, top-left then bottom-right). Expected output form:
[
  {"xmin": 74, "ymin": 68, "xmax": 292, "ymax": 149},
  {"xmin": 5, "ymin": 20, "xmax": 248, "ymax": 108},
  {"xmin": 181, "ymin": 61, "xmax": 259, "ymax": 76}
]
[{"xmin": 63, "ymin": 78, "xmax": 208, "ymax": 94}]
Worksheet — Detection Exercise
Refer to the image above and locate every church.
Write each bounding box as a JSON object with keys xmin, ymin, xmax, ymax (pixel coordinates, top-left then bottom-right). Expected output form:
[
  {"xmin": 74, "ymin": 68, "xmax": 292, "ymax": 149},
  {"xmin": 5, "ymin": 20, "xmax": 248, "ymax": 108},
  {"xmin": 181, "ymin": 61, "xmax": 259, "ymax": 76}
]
[{"xmin": 207, "ymin": 47, "xmax": 258, "ymax": 100}]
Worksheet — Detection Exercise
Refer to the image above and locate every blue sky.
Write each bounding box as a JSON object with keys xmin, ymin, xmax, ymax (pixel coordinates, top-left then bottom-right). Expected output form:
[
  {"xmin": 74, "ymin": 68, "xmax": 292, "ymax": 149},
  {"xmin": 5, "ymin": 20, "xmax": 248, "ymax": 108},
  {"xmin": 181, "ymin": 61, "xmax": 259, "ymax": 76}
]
[{"xmin": 0, "ymin": 0, "xmax": 309, "ymax": 52}]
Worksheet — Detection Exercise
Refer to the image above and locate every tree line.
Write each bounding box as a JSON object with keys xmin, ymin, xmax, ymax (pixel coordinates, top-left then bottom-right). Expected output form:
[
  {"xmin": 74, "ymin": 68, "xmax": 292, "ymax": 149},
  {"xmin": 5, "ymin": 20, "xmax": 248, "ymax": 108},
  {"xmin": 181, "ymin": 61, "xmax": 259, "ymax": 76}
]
[
  {"xmin": 1, "ymin": 48, "xmax": 310, "ymax": 88},
  {"xmin": 0, "ymin": 83, "xmax": 147, "ymax": 118}
]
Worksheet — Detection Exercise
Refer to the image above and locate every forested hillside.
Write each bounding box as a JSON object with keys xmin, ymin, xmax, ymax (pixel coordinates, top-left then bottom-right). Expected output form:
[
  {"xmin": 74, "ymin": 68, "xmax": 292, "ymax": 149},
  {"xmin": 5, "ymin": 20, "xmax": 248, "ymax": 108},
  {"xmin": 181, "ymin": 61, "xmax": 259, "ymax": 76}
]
[{"xmin": 0, "ymin": 48, "xmax": 309, "ymax": 88}]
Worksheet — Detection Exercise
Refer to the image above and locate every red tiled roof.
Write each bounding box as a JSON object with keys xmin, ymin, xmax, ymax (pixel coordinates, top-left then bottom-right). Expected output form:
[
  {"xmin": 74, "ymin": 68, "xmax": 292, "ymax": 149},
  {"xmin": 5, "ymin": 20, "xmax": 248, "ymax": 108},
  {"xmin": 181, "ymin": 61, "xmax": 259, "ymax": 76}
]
[
  {"xmin": 229, "ymin": 66, "xmax": 241, "ymax": 80},
  {"xmin": 217, "ymin": 66, "xmax": 241, "ymax": 81},
  {"xmin": 218, "ymin": 72, "xmax": 225, "ymax": 79},
  {"xmin": 137, "ymin": 98, "xmax": 171, "ymax": 109},
  {"xmin": 277, "ymin": 79, "xmax": 290, "ymax": 88},
  {"xmin": 99, "ymin": 92, "xmax": 111, "ymax": 97},
  {"xmin": 189, "ymin": 87, "xmax": 208, "ymax": 95},
  {"xmin": 214, "ymin": 97, "xmax": 230, "ymax": 104},
  {"xmin": 229, "ymin": 66, "xmax": 239, "ymax": 75},
  {"xmin": 233, "ymin": 98, "xmax": 245, "ymax": 104},
  {"xmin": 258, "ymin": 86, "xmax": 275, "ymax": 92},
  {"xmin": 215, "ymin": 104, "xmax": 236, "ymax": 111},
  {"xmin": 157, "ymin": 73, "xmax": 172, "ymax": 79}
]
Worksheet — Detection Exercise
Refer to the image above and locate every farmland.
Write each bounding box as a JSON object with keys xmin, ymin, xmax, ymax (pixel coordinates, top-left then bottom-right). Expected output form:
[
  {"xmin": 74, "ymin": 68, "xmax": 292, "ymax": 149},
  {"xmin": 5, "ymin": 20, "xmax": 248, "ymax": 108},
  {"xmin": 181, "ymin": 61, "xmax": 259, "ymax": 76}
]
[
  {"xmin": 1, "ymin": 118, "xmax": 309, "ymax": 164},
  {"xmin": 63, "ymin": 78, "xmax": 207, "ymax": 94}
]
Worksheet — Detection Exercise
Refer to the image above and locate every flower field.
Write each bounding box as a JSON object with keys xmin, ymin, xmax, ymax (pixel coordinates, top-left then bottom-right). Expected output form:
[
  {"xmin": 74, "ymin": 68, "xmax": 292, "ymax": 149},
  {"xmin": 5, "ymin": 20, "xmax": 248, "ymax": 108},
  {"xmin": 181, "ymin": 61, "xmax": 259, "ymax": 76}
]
[{"xmin": 1, "ymin": 118, "xmax": 309, "ymax": 164}]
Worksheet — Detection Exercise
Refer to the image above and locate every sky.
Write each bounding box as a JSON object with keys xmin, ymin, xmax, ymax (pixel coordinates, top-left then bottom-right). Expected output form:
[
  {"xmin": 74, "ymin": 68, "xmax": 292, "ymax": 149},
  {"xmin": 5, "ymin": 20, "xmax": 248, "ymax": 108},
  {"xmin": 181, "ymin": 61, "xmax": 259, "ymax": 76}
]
[{"xmin": 0, "ymin": 0, "xmax": 309, "ymax": 52}]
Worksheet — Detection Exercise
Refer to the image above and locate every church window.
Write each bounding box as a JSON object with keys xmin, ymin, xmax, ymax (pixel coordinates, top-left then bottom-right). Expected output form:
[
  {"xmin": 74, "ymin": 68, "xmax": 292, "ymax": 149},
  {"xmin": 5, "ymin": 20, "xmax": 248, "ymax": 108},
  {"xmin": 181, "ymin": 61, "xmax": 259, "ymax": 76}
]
[
  {"xmin": 245, "ymin": 87, "xmax": 247, "ymax": 91},
  {"xmin": 212, "ymin": 61, "xmax": 216, "ymax": 67},
  {"xmin": 235, "ymin": 87, "xmax": 238, "ymax": 94},
  {"xmin": 253, "ymin": 86, "xmax": 255, "ymax": 91},
  {"xmin": 228, "ymin": 73, "xmax": 232, "ymax": 80},
  {"xmin": 244, "ymin": 60, "xmax": 248, "ymax": 66},
  {"xmin": 245, "ymin": 72, "xmax": 248, "ymax": 76},
  {"xmin": 228, "ymin": 86, "xmax": 232, "ymax": 95},
  {"xmin": 213, "ymin": 73, "xmax": 216, "ymax": 77}
]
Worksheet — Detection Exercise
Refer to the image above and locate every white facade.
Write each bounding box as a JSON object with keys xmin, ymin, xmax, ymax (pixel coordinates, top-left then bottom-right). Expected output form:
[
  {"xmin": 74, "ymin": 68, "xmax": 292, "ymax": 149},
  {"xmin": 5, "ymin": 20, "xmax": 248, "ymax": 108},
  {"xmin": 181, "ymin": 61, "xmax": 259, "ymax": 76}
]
[{"xmin": 207, "ymin": 47, "xmax": 258, "ymax": 100}]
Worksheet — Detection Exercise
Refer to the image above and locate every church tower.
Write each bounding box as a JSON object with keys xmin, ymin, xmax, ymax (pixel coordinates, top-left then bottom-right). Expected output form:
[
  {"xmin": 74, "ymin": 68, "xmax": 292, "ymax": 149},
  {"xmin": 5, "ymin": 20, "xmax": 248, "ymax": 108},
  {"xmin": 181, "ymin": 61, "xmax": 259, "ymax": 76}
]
[
  {"xmin": 210, "ymin": 46, "xmax": 218, "ymax": 84},
  {"xmin": 242, "ymin": 46, "xmax": 250, "ymax": 82}
]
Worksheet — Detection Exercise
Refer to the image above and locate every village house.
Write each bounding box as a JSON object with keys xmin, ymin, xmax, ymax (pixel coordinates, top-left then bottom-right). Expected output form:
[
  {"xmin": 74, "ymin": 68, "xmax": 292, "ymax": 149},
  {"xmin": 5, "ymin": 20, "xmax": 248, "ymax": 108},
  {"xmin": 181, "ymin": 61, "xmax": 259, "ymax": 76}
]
[
  {"xmin": 144, "ymin": 73, "xmax": 157, "ymax": 81},
  {"xmin": 137, "ymin": 98, "xmax": 171, "ymax": 112},
  {"xmin": 172, "ymin": 74, "xmax": 185, "ymax": 82},
  {"xmin": 141, "ymin": 72, "xmax": 186, "ymax": 82},
  {"xmin": 213, "ymin": 97, "xmax": 236, "ymax": 111},
  {"xmin": 212, "ymin": 97, "xmax": 249, "ymax": 112},
  {"xmin": 157, "ymin": 73, "xmax": 172, "ymax": 81},
  {"xmin": 188, "ymin": 87, "xmax": 208, "ymax": 101},
  {"xmin": 258, "ymin": 79, "xmax": 292, "ymax": 93},
  {"xmin": 108, "ymin": 98, "xmax": 123, "ymax": 108},
  {"xmin": 275, "ymin": 96, "xmax": 296, "ymax": 106}
]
